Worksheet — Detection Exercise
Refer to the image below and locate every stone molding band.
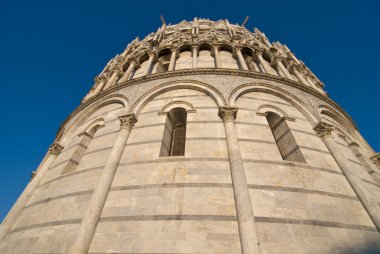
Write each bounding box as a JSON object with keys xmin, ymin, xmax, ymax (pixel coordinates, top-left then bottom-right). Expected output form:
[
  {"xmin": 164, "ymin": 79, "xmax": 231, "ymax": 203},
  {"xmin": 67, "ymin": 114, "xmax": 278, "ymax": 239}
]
[
  {"xmin": 58, "ymin": 70, "xmax": 356, "ymax": 139},
  {"xmin": 26, "ymin": 183, "xmax": 359, "ymax": 210},
  {"xmin": 255, "ymin": 217, "xmax": 378, "ymax": 232},
  {"xmin": 8, "ymin": 216, "xmax": 377, "ymax": 235},
  {"xmin": 37, "ymin": 158, "xmax": 345, "ymax": 190}
]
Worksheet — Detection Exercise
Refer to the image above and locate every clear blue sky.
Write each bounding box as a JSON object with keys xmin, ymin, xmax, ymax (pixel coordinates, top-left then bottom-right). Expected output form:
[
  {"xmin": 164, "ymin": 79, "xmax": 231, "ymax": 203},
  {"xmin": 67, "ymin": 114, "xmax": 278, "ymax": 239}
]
[{"xmin": 0, "ymin": 0, "xmax": 379, "ymax": 221}]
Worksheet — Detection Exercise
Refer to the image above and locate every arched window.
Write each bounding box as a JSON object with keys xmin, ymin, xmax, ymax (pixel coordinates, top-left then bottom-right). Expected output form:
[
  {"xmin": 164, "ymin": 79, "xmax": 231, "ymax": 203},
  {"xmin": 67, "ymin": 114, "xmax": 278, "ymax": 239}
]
[
  {"xmin": 266, "ymin": 112, "xmax": 306, "ymax": 163},
  {"xmin": 132, "ymin": 54, "xmax": 149, "ymax": 78},
  {"xmin": 155, "ymin": 48, "xmax": 171, "ymax": 73},
  {"xmin": 219, "ymin": 44, "xmax": 239, "ymax": 69},
  {"xmin": 197, "ymin": 43, "xmax": 214, "ymax": 68},
  {"xmin": 175, "ymin": 45, "xmax": 192, "ymax": 70},
  {"xmin": 62, "ymin": 122, "xmax": 103, "ymax": 174},
  {"xmin": 160, "ymin": 108, "xmax": 187, "ymax": 156},
  {"xmin": 242, "ymin": 47, "xmax": 259, "ymax": 71}
]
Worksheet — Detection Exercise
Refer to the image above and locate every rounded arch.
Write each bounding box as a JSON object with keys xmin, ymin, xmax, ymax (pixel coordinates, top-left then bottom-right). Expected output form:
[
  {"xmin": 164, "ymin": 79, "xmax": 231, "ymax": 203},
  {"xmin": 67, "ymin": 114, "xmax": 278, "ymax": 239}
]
[
  {"xmin": 138, "ymin": 54, "xmax": 150, "ymax": 65},
  {"xmin": 178, "ymin": 44, "xmax": 192, "ymax": 53},
  {"xmin": 83, "ymin": 118, "xmax": 105, "ymax": 136},
  {"xmin": 198, "ymin": 43, "xmax": 213, "ymax": 52},
  {"xmin": 122, "ymin": 61, "xmax": 131, "ymax": 72},
  {"xmin": 257, "ymin": 104, "xmax": 289, "ymax": 118},
  {"xmin": 63, "ymin": 94, "xmax": 129, "ymax": 140},
  {"xmin": 262, "ymin": 50, "xmax": 273, "ymax": 63},
  {"xmin": 219, "ymin": 44, "xmax": 234, "ymax": 53},
  {"xmin": 131, "ymin": 80, "xmax": 226, "ymax": 116},
  {"xmin": 159, "ymin": 100, "xmax": 196, "ymax": 114},
  {"xmin": 318, "ymin": 105, "xmax": 356, "ymax": 134},
  {"xmin": 157, "ymin": 48, "xmax": 172, "ymax": 58},
  {"xmin": 241, "ymin": 47, "xmax": 254, "ymax": 57},
  {"xmin": 229, "ymin": 83, "xmax": 319, "ymax": 124}
]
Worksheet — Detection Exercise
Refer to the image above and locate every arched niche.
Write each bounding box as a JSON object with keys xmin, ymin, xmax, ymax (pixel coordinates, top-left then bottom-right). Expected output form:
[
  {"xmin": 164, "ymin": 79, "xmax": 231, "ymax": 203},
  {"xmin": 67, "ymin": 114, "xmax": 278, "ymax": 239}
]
[
  {"xmin": 197, "ymin": 43, "xmax": 215, "ymax": 68},
  {"xmin": 241, "ymin": 47, "xmax": 258, "ymax": 71},
  {"xmin": 219, "ymin": 44, "xmax": 238, "ymax": 69},
  {"xmin": 131, "ymin": 80, "xmax": 225, "ymax": 116},
  {"xmin": 230, "ymin": 83, "xmax": 318, "ymax": 125},
  {"xmin": 154, "ymin": 48, "xmax": 172, "ymax": 73},
  {"xmin": 61, "ymin": 95, "xmax": 129, "ymax": 142},
  {"xmin": 176, "ymin": 44, "xmax": 192, "ymax": 70},
  {"xmin": 133, "ymin": 54, "xmax": 150, "ymax": 78}
]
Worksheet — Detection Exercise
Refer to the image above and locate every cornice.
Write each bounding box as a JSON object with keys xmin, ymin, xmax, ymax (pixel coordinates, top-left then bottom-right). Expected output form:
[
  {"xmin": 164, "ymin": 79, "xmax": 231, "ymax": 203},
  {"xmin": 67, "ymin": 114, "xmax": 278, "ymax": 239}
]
[{"xmin": 57, "ymin": 69, "xmax": 356, "ymax": 138}]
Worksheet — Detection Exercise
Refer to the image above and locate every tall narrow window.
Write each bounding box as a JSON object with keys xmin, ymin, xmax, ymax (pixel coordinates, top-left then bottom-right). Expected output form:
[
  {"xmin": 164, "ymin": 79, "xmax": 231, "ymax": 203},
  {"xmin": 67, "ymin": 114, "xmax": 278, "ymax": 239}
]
[
  {"xmin": 61, "ymin": 124, "xmax": 102, "ymax": 174},
  {"xmin": 160, "ymin": 108, "xmax": 187, "ymax": 156},
  {"xmin": 266, "ymin": 112, "xmax": 306, "ymax": 163}
]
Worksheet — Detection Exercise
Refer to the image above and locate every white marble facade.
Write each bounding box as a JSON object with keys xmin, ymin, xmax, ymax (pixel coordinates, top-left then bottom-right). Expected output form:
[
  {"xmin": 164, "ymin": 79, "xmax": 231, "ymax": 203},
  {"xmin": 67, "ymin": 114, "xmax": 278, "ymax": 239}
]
[{"xmin": 1, "ymin": 18, "xmax": 380, "ymax": 254}]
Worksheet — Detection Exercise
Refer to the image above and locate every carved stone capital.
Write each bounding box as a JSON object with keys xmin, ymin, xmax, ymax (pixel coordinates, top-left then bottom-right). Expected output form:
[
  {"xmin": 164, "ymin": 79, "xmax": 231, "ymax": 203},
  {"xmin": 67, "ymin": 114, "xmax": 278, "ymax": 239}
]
[
  {"xmin": 113, "ymin": 67, "xmax": 124, "ymax": 77},
  {"xmin": 270, "ymin": 58, "xmax": 279, "ymax": 68},
  {"xmin": 370, "ymin": 153, "xmax": 380, "ymax": 168},
  {"xmin": 252, "ymin": 51, "xmax": 261, "ymax": 61},
  {"xmin": 234, "ymin": 46, "xmax": 242, "ymax": 52},
  {"xmin": 118, "ymin": 114, "xmax": 137, "ymax": 130},
  {"xmin": 314, "ymin": 121, "xmax": 334, "ymax": 140},
  {"xmin": 49, "ymin": 142, "xmax": 64, "ymax": 156},
  {"xmin": 31, "ymin": 171, "xmax": 37, "ymax": 180},
  {"xmin": 218, "ymin": 107, "xmax": 238, "ymax": 123},
  {"xmin": 288, "ymin": 64, "xmax": 299, "ymax": 74},
  {"xmin": 95, "ymin": 75, "xmax": 107, "ymax": 84},
  {"xmin": 148, "ymin": 52, "xmax": 158, "ymax": 61},
  {"xmin": 115, "ymin": 55, "xmax": 126, "ymax": 64},
  {"xmin": 316, "ymin": 81, "xmax": 325, "ymax": 89}
]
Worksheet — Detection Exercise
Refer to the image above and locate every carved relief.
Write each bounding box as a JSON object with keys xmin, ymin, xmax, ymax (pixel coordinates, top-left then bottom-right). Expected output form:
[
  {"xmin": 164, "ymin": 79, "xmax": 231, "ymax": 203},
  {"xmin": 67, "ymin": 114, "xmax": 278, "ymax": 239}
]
[
  {"xmin": 370, "ymin": 153, "xmax": 380, "ymax": 168},
  {"xmin": 314, "ymin": 121, "xmax": 334, "ymax": 140},
  {"xmin": 48, "ymin": 142, "xmax": 64, "ymax": 156},
  {"xmin": 118, "ymin": 114, "xmax": 137, "ymax": 130}
]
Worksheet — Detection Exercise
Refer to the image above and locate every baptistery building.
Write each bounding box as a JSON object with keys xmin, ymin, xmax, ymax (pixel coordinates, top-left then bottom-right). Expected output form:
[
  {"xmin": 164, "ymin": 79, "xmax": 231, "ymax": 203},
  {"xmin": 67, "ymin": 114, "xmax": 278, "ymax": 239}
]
[{"xmin": 1, "ymin": 18, "xmax": 380, "ymax": 254}]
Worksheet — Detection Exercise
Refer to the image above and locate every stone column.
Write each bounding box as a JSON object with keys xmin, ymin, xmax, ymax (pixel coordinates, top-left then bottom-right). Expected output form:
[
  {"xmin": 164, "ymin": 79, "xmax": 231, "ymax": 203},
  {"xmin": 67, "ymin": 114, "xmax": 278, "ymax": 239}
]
[
  {"xmin": 103, "ymin": 68, "xmax": 123, "ymax": 90},
  {"xmin": 219, "ymin": 107, "xmax": 262, "ymax": 254},
  {"xmin": 93, "ymin": 76, "xmax": 107, "ymax": 95},
  {"xmin": 305, "ymin": 75, "xmax": 317, "ymax": 88},
  {"xmin": 192, "ymin": 45, "xmax": 198, "ymax": 68},
  {"xmin": 290, "ymin": 65, "xmax": 309, "ymax": 86},
  {"xmin": 118, "ymin": 61, "xmax": 136, "ymax": 83},
  {"xmin": 255, "ymin": 51, "xmax": 273, "ymax": 75},
  {"xmin": 314, "ymin": 122, "xmax": 380, "ymax": 232},
  {"xmin": 236, "ymin": 47, "xmax": 248, "ymax": 70},
  {"xmin": 277, "ymin": 60, "xmax": 293, "ymax": 80},
  {"xmin": 0, "ymin": 142, "xmax": 63, "ymax": 243},
  {"xmin": 348, "ymin": 143, "xmax": 380, "ymax": 179},
  {"xmin": 144, "ymin": 53, "xmax": 155, "ymax": 76},
  {"xmin": 168, "ymin": 48, "xmax": 177, "ymax": 71},
  {"xmin": 214, "ymin": 45, "xmax": 222, "ymax": 68},
  {"xmin": 68, "ymin": 114, "xmax": 137, "ymax": 254}
]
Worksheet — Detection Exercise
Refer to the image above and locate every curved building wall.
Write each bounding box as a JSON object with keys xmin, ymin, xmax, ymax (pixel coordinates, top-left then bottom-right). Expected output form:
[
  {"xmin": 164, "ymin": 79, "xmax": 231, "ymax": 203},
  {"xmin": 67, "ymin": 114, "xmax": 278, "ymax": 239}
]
[{"xmin": 1, "ymin": 19, "xmax": 380, "ymax": 254}]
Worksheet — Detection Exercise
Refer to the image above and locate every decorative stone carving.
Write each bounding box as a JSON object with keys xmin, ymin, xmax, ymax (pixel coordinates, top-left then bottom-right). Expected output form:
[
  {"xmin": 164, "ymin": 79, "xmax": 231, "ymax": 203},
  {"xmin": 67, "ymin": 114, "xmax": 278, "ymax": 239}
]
[
  {"xmin": 118, "ymin": 114, "xmax": 137, "ymax": 130},
  {"xmin": 30, "ymin": 171, "xmax": 37, "ymax": 180},
  {"xmin": 3, "ymin": 18, "xmax": 380, "ymax": 254},
  {"xmin": 314, "ymin": 121, "xmax": 334, "ymax": 139},
  {"xmin": 218, "ymin": 107, "xmax": 238, "ymax": 122},
  {"xmin": 48, "ymin": 142, "xmax": 64, "ymax": 156},
  {"xmin": 370, "ymin": 153, "xmax": 380, "ymax": 168}
]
